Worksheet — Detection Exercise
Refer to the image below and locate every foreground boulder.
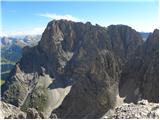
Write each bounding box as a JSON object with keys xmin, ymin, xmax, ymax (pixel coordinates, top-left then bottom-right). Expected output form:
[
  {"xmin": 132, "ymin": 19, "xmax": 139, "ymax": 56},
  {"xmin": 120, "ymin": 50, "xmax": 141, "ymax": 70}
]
[{"xmin": 0, "ymin": 101, "xmax": 26, "ymax": 119}]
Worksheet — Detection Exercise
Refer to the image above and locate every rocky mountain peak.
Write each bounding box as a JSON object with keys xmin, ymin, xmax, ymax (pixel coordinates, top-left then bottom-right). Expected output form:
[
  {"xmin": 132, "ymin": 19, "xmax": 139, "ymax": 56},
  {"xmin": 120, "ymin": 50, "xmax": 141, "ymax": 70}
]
[{"xmin": 1, "ymin": 20, "xmax": 159, "ymax": 118}]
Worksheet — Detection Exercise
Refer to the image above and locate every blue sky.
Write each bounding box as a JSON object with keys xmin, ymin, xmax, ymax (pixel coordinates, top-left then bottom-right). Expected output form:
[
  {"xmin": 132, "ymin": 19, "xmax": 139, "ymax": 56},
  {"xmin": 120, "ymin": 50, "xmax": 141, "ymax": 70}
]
[{"xmin": 1, "ymin": 0, "xmax": 159, "ymax": 36}]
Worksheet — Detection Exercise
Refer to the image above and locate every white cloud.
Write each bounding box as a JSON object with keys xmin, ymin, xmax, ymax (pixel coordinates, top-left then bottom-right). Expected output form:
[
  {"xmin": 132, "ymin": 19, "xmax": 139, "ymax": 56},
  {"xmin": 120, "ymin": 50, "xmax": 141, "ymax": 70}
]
[
  {"xmin": 37, "ymin": 13, "xmax": 81, "ymax": 22},
  {"xmin": 1, "ymin": 27, "xmax": 45, "ymax": 37}
]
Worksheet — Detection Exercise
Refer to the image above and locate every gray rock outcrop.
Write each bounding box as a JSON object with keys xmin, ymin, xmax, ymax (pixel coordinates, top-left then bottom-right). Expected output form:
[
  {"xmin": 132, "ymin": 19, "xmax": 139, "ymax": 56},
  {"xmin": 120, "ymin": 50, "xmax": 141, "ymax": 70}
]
[
  {"xmin": 102, "ymin": 100, "xmax": 159, "ymax": 119},
  {"xmin": 0, "ymin": 101, "xmax": 26, "ymax": 119}
]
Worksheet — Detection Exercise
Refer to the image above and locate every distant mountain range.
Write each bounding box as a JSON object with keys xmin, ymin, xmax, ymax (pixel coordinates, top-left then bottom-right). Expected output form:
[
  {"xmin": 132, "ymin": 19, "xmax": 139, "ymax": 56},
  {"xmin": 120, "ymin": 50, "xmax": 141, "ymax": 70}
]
[
  {"xmin": 0, "ymin": 35, "xmax": 41, "ymax": 81},
  {"xmin": 139, "ymin": 32, "xmax": 150, "ymax": 41}
]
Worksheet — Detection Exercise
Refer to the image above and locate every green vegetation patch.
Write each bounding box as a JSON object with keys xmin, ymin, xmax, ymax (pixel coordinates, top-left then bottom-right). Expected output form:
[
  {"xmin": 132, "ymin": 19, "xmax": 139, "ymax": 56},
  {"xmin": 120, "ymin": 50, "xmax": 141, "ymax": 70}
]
[
  {"xmin": 2, "ymin": 81, "xmax": 27, "ymax": 106},
  {"xmin": 0, "ymin": 80, "xmax": 5, "ymax": 86},
  {"xmin": 21, "ymin": 77, "xmax": 48, "ymax": 112}
]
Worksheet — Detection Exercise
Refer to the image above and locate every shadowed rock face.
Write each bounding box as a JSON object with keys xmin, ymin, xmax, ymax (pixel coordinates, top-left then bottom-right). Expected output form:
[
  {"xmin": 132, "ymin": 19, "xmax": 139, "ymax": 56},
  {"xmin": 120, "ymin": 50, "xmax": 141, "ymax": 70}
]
[
  {"xmin": 119, "ymin": 29, "xmax": 159, "ymax": 103},
  {"xmin": 51, "ymin": 24, "xmax": 144, "ymax": 118},
  {"xmin": 1, "ymin": 20, "xmax": 158, "ymax": 118},
  {"xmin": 107, "ymin": 25, "xmax": 144, "ymax": 60}
]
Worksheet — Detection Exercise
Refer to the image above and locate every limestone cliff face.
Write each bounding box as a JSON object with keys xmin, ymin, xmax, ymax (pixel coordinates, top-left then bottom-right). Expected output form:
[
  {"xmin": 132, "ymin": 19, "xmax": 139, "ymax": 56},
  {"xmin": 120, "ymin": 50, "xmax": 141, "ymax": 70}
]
[
  {"xmin": 52, "ymin": 23, "xmax": 143, "ymax": 118},
  {"xmin": 107, "ymin": 25, "xmax": 143, "ymax": 60},
  {"xmin": 1, "ymin": 20, "xmax": 158, "ymax": 118},
  {"xmin": 119, "ymin": 29, "xmax": 159, "ymax": 103}
]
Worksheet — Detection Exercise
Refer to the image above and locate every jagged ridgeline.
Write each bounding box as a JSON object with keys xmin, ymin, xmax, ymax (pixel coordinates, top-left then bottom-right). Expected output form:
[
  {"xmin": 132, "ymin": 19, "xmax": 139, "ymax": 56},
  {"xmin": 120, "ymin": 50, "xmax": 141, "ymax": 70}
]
[{"xmin": 1, "ymin": 20, "xmax": 159, "ymax": 118}]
